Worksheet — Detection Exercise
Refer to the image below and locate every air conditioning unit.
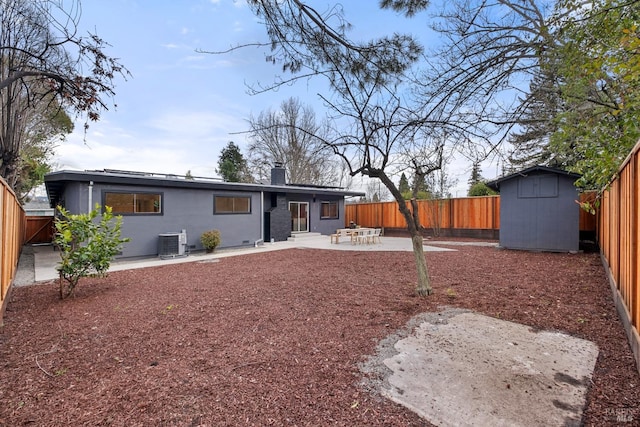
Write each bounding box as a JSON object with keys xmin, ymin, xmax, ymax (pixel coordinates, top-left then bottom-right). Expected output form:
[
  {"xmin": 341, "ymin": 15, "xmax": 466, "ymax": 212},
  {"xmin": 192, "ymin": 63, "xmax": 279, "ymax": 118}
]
[{"xmin": 158, "ymin": 230, "xmax": 188, "ymax": 258}]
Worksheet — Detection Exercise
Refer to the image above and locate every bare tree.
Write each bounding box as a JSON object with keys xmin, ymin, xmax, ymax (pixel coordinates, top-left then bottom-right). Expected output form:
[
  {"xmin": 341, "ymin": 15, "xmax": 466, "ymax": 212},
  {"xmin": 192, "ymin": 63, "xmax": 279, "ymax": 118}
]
[
  {"xmin": 418, "ymin": 0, "xmax": 640, "ymax": 189},
  {"xmin": 218, "ymin": 0, "xmax": 482, "ymax": 295},
  {"xmin": 0, "ymin": 0, "xmax": 128, "ymax": 190},
  {"xmin": 247, "ymin": 97, "xmax": 343, "ymax": 186}
]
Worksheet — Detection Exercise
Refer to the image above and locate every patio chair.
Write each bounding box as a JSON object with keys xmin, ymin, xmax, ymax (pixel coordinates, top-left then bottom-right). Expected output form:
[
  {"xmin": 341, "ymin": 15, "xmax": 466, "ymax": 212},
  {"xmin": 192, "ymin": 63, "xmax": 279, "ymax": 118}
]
[
  {"xmin": 372, "ymin": 228, "xmax": 382, "ymax": 243},
  {"xmin": 357, "ymin": 228, "xmax": 374, "ymax": 244}
]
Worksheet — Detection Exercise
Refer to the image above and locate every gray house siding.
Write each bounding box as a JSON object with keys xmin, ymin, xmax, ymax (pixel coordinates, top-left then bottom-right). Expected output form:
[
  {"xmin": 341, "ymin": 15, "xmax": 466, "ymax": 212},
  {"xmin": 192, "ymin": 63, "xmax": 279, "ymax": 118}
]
[
  {"xmin": 45, "ymin": 169, "xmax": 363, "ymax": 259},
  {"xmin": 55, "ymin": 182, "xmax": 87, "ymax": 214},
  {"xmin": 496, "ymin": 170, "xmax": 580, "ymax": 252},
  {"xmin": 96, "ymin": 185, "xmax": 262, "ymax": 257}
]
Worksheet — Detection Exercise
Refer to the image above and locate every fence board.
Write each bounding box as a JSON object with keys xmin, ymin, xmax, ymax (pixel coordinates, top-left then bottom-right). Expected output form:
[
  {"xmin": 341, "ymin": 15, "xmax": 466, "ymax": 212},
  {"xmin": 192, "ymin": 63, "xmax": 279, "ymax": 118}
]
[
  {"xmin": 597, "ymin": 138, "xmax": 640, "ymax": 375},
  {"xmin": 0, "ymin": 177, "xmax": 25, "ymax": 322},
  {"xmin": 346, "ymin": 194, "xmax": 591, "ymax": 233}
]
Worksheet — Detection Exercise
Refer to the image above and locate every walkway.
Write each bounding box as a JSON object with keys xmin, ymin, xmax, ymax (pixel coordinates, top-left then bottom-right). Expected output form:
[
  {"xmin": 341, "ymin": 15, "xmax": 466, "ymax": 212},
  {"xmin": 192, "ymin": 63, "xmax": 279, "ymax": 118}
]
[{"xmin": 15, "ymin": 234, "xmax": 470, "ymax": 285}]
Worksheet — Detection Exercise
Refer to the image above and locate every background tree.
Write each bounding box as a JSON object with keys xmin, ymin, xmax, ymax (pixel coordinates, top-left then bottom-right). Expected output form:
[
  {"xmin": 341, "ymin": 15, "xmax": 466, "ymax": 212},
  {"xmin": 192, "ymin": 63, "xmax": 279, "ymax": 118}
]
[
  {"xmin": 217, "ymin": 141, "xmax": 252, "ymax": 182},
  {"xmin": 507, "ymin": 70, "xmax": 564, "ymax": 169},
  {"xmin": 427, "ymin": 164, "xmax": 457, "ymax": 199},
  {"xmin": 468, "ymin": 182, "xmax": 497, "ymax": 197},
  {"xmin": 247, "ymin": 97, "xmax": 342, "ymax": 186},
  {"xmin": 547, "ymin": 0, "xmax": 640, "ymax": 188},
  {"xmin": 466, "ymin": 161, "xmax": 496, "ymax": 196},
  {"xmin": 398, "ymin": 173, "xmax": 410, "ymax": 195},
  {"xmin": 0, "ymin": 0, "xmax": 128, "ymax": 193},
  {"xmin": 422, "ymin": 0, "xmax": 639, "ymax": 189},
  {"xmin": 467, "ymin": 162, "xmax": 482, "ymax": 189},
  {"xmin": 13, "ymin": 100, "xmax": 73, "ymax": 201}
]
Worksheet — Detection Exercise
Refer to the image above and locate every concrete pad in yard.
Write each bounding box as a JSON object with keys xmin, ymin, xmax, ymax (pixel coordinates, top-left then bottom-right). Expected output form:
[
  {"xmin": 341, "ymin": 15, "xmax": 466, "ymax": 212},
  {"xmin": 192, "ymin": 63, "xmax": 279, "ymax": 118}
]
[{"xmin": 363, "ymin": 309, "xmax": 599, "ymax": 427}]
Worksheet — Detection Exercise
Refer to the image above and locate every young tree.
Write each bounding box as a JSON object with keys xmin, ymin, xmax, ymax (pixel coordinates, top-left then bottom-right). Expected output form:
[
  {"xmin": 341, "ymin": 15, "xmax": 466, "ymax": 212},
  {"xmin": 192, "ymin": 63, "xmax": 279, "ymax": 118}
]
[
  {"xmin": 217, "ymin": 141, "xmax": 252, "ymax": 182},
  {"xmin": 227, "ymin": 1, "xmax": 479, "ymax": 295},
  {"xmin": 247, "ymin": 97, "xmax": 342, "ymax": 186},
  {"xmin": 55, "ymin": 204, "xmax": 129, "ymax": 299},
  {"xmin": 0, "ymin": 0, "xmax": 128, "ymax": 191}
]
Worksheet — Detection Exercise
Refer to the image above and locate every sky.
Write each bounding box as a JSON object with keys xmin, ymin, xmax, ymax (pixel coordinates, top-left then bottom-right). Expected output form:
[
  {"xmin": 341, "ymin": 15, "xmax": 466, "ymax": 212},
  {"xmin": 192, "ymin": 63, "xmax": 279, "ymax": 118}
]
[{"xmin": 51, "ymin": 0, "xmax": 503, "ymax": 198}]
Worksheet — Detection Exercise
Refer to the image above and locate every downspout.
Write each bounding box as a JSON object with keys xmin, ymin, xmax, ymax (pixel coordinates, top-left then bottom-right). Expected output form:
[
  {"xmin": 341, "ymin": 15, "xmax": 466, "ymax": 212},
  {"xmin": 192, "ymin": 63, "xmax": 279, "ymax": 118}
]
[
  {"xmin": 260, "ymin": 191, "xmax": 264, "ymax": 241},
  {"xmin": 88, "ymin": 181, "xmax": 94, "ymax": 213},
  {"xmin": 255, "ymin": 191, "xmax": 265, "ymax": 247}
]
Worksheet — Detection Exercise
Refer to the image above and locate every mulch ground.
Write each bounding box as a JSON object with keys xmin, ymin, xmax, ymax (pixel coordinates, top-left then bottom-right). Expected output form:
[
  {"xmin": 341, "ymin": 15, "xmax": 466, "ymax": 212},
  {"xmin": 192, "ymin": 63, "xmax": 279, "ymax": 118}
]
[{"xmin": 0, "ymin": 244, "xmax": 638, "ymax": 426}]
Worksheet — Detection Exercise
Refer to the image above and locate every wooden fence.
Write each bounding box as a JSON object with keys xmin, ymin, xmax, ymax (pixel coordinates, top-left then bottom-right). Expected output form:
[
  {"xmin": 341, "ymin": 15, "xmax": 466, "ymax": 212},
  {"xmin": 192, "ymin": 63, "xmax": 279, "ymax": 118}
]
[
  {"xmin": 345, "ymin": 193, "xmax": 596, "ymax": 237},
  {"xmin": 598, "ymin": 139, "xmax": 640, "ymax": 373},
  {"xmin": 0, "ymin": 176, "xmax": 25, "ymax": 322},
  {"xmin": 345, "ymin": 196, "xmax": 500, "ymax": 238}
]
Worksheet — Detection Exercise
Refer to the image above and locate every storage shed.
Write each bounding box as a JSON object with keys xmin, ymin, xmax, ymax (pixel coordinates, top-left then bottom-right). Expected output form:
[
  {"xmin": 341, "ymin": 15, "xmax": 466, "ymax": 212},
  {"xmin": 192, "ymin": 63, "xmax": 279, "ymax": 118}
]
[{"xmin": 487, "ymin": 166, "xmax": 581, "ymax": 252}]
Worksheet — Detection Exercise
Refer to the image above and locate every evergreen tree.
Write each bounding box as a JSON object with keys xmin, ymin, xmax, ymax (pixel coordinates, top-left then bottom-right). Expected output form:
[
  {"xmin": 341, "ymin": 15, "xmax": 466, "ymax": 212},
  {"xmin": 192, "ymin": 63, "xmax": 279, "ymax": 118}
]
[
  {"xmin": 398, "ymin": 173, "xmax": 410, "ymax": 193},
  {"xmin": 468, "ymin": 162, "xmax": 482, "ymax": 188},
  {"xmin": 217, "ymin": 142, "xmax": 252, "ymax": 183}
]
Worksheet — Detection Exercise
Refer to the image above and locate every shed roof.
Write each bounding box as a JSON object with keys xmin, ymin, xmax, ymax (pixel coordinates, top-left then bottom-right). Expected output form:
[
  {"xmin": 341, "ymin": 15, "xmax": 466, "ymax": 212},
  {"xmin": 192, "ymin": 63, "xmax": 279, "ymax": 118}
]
[
  {"xmin": 44, "ymin": 169, "xmax": 364, "ymax": 207},
  {"xmin": 486, "ymin": 166, "xmax": 581, "ymax": 191}
]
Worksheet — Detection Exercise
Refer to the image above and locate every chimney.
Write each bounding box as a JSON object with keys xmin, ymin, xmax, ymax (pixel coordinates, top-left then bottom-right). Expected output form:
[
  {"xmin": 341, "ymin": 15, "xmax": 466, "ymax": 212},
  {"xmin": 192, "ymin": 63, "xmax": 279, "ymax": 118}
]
[{"xmin": 271, "ymin": 162, "xmax": 286, "ymax": 185}]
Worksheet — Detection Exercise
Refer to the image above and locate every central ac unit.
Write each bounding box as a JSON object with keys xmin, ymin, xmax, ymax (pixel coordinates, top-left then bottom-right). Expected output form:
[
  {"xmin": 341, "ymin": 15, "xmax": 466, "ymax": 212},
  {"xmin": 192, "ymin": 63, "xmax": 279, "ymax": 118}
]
[{"xmin": 158, "ymin": 231, "xmax": 188, "ymax": 258}]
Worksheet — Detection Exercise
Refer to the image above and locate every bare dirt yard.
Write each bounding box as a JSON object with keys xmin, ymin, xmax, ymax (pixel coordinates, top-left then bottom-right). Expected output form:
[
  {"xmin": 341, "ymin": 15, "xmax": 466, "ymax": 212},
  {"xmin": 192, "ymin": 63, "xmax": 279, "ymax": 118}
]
[{"xmin": 0, "ymin": 244, "xmax": 638, "ymax": 426}]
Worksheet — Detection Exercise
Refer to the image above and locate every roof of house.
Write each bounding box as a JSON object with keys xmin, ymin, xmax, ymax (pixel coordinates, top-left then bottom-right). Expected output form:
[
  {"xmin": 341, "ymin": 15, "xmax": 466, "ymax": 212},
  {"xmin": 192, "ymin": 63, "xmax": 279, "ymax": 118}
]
[
  {"xmin": 486, "ymin": 166, "xmax": 581, "ymax": 191},
  {"xmin": 44, "ymin": 169, "xmax": 364, "ymax": 207}
]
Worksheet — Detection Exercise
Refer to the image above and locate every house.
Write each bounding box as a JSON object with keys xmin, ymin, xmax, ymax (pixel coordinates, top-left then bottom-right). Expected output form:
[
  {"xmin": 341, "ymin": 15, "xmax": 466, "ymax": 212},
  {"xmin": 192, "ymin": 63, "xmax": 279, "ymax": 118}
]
[
  {"xmin": 487, "ymin": 165, "xmax": 581, "ymax": 252},
  {"xmin": 44, "ymin": 165, "xmax": 363, "ymax": 258}
]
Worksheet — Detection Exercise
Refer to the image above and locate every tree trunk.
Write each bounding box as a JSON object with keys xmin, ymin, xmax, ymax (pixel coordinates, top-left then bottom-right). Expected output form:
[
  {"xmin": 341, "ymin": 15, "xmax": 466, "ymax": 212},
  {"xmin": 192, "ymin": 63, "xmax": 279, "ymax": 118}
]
[
  {"xmin": 379, "ymin": 173, "xmax": 432, "ymax": 295},
  {"xmin": 410, "ymin": 233, "xmax": 432, "ymax": 296}
]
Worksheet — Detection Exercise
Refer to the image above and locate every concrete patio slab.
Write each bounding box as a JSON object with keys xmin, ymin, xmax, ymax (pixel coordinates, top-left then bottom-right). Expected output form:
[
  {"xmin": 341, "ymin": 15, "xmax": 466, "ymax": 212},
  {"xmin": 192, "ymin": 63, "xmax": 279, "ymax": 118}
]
[
  {"xmin": 23, "ymin": 235, "xmax": 457, "ymax": 283},
  {"xmin": 362, "ymin": 308, "xmax": 599, "ymax": 427}
]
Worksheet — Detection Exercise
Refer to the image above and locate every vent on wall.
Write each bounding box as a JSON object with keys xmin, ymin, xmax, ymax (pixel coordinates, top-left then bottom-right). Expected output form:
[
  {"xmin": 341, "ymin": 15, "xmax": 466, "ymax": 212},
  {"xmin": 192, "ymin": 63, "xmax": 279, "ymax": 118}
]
[{"xmin": 158, "ymin": 231, "xmax": 188, "ymax": 258}]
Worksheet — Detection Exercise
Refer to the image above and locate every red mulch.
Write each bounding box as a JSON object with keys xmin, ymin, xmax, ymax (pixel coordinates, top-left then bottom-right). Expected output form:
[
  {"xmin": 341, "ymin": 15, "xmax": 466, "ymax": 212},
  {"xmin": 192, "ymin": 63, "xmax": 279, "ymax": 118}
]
[{"xmin": 0, "ymin": 245, "xmax": 638, "ymax": 426}]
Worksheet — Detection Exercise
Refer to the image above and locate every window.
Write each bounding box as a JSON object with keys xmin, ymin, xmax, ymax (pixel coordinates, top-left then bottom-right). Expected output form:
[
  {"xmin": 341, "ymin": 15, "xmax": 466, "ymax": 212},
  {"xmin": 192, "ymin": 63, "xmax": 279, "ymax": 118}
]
[
  {"xmin": 214, "ymin": 196, "xmax": 251, "ymax": 214},
  {"xmin": 104, "ymin": 192, "xmax": 162, "ymax": 214},
  {"xmin": 320, "ymin": 201, "xmax": 339, "ymax": 219}
]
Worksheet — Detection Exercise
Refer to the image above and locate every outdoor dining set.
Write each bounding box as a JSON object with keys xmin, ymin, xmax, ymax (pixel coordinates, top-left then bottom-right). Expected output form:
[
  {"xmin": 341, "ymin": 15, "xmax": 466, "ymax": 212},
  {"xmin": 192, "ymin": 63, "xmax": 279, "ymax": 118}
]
[{"xmin": 330, "ymin": 227, "xmax": 383, "ymax": 245}]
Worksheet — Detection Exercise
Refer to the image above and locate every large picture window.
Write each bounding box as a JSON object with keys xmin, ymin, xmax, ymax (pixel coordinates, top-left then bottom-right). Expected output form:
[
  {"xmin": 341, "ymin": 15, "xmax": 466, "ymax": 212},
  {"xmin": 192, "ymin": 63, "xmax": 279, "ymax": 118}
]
[
  {"xmin": 320, "ymin": 201, "xmax": 339, "ymax": 219},
  {"xmin": 214, "ymin": 196, "xmax": 251, "ymax": 214},
  {"xmin": 104, "ymin": 192, "xmax": 162, "ymax": 214}
]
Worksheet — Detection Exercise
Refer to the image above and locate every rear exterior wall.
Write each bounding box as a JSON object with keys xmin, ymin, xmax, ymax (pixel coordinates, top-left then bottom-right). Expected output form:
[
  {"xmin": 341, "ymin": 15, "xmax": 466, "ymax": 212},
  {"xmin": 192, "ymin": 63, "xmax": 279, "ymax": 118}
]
[{"xmin": 60, "ymin": 182, "xmax": 262, "ymax": 258}]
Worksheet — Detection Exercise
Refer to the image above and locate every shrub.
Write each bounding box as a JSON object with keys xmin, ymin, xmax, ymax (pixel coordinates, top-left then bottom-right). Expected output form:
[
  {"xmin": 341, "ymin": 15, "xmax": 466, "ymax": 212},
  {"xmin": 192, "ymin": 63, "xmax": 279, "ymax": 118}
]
[
  {"xmin": 54, "ymin": 204, "xmax": 130, "ymax": 299},
  {"xmin": 467, "ymin": 182, "xmax": 497, "ymax": 197},
  {"xmin": 200, "ymin": 229, "xmax": 222, "ymax": 252}
]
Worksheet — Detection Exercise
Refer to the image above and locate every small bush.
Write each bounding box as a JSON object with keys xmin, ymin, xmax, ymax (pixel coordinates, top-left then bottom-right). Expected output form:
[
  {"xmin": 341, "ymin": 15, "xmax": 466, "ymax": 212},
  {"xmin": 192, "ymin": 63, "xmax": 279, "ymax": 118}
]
[
  {"xmin": 55, "ymin": 204, "xmax": 130, "ymax": 298},
  {"xmin": 201, "ymin": 229, "xmax": 222, "ymax": 252}
]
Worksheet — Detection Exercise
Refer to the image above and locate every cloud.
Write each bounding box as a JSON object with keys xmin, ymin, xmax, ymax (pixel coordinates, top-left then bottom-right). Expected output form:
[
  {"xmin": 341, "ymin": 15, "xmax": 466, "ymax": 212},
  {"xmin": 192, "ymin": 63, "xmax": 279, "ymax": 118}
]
[{"xmin": 52, "ymin": 106, "xmax": 253, "ymax": 179}]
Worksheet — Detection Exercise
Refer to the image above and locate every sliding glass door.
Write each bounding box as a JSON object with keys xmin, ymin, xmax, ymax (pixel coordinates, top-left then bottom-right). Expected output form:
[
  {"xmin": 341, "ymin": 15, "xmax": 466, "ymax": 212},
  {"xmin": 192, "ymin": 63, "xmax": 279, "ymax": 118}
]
[{"xmin": 289, "ymin": 202, "xmax": 309, "ymax": 233}]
